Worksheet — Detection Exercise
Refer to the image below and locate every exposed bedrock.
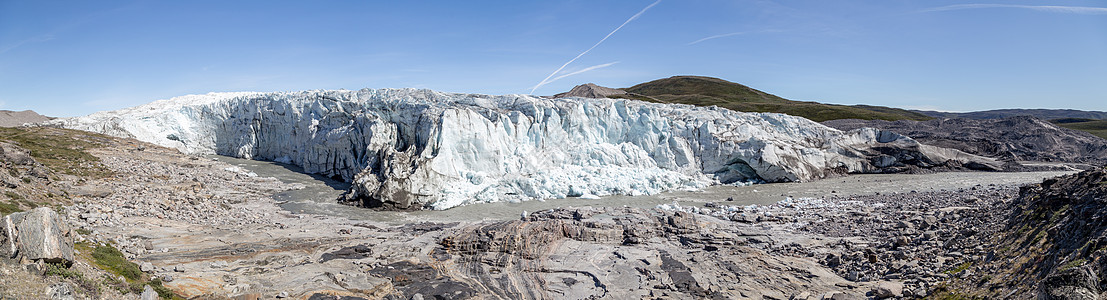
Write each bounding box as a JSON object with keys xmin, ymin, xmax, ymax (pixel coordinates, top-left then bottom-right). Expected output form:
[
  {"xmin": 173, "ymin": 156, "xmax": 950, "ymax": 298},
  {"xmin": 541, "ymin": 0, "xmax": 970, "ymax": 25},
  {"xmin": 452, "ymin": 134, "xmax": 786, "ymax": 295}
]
[
  {"xmin": 433, "ymin": 207, "xmax": 853, "ymax": 299},
  {"xmin": 51, "ymin": 89, "xmax": 998, "ymax": 209}
]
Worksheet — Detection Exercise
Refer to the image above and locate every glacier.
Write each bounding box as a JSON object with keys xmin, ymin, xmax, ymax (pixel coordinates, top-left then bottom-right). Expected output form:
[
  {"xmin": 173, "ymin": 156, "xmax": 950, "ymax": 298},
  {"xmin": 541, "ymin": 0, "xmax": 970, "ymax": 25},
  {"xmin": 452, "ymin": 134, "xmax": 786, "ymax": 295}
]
[{"xmin": 49, "ymin": 88, "xmax": 999, "ymax": 210}]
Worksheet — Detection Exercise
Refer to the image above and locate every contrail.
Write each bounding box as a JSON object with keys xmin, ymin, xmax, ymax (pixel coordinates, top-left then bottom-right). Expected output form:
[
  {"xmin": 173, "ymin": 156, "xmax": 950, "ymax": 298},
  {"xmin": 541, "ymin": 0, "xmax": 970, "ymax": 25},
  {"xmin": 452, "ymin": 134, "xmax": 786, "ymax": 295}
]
[
  {"xmin": 687, "ymin": 29, "xmax": 784, "ymax": 46},
  {"xmin": 546, "ymin": 61, "xmax": 619, "ymax": 84},
  {"xmin": 920, "ymin": 4, "xmax": 1107, "ymax": 15},
  {"xmin": 530, "ymin": 0, "xmax": 661, "ymax": 94},
  {"xmin": 687, "ymin": 31, "xmax": 749, "ymax": 45}
]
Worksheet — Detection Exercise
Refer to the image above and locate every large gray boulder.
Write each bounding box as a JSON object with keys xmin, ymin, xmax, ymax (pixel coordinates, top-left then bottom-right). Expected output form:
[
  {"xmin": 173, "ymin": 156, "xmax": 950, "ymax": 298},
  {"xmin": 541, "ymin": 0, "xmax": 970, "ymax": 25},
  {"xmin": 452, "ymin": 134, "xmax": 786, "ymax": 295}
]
[
  {"xmin": 0, "ymin": 207, "xmax": 74, "ymax": 265},
  {"xmin": 1039, "ymin": 266, "xmax": 1099, "ymax": 300},
  {"xmin": 140, "ymin": 285, "xmax": 159, "ymax": 300},
  {"xmin": 0, "ymin": 141, "xmax": 35, "ymax": 165}
]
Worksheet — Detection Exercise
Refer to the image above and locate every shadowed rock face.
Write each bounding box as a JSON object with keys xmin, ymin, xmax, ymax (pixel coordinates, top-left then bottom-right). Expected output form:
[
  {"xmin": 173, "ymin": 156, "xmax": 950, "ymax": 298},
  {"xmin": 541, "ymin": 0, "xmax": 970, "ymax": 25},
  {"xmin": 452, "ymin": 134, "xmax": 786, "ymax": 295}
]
[
  {"xmin": 823, "ymin": 116, "xmax": 1107, "ymax": 168},
  {"xmin": 930, "ymin": 167, "xmax": 1107, "ymax": 298},
  {"xmin": 53, "ymin": 88, "xmax": 996, "ymax": 210}
]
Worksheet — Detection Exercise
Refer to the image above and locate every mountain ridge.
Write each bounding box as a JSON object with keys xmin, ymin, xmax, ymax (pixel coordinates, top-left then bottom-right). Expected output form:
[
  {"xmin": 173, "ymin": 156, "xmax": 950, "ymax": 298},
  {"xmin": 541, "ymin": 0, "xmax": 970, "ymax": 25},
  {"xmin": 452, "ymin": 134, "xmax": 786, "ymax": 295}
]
[
  {"xmin": 912, "ymin": 108, "xmax": 1107, "ymax": 120},
  {"xmin": 0, "ymin": 110, "xmax": 53, "ymax": 127}
]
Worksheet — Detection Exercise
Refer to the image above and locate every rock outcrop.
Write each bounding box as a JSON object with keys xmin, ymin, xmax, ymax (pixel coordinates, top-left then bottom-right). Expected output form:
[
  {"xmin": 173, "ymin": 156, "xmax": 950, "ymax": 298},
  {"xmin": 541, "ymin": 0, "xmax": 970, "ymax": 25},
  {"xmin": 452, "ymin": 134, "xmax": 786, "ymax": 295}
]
[
  {"xmin": 1, "ymin": 207, "xmax": 74, "ymax": 265},
  {"xmin": 52, "ymin": 88, "xmax": 997, "ymax": 210},
  {"xmin": 430, "ymin": 207, "xmax": 865, "ymax": 299},
  {"xmin": 823, "ymin": 116, "xmax": 1107, "ymax": 168}
]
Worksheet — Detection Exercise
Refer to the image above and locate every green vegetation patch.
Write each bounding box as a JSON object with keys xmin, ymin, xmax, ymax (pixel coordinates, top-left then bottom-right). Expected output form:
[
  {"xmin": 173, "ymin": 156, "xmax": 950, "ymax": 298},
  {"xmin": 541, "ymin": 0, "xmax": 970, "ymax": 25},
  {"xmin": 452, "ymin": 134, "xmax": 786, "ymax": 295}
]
[
  {"xmin": 1059, "ymin": 258, "xmax": 1087, "ymax": 271},
  {"xmin": 45, "ymin": 261, "xmax": 102, "ymax": 295},
  {"xmin": 1051, "ymin": 119, "xmax": 1107, "ymax": 140},
  {"xmin": 90, "ymin": 244, "xmax": 143, "ymax": 281},
  {"xmin": 945, "ymin": 261, "xmax": 973, "ymax": 274},
  {"xmin": 4, "ymin": 191, "xmax": 23, "ymax": 200},
  {"xmin": 0, "ymin": 200, "xmax": 22, "ymax": 215},
  {"xmin": 0, "ymin": 127, "xmax": 114, "ymax": 178},
  {"xmin": 76, "ymin": 242, "xmax": 183, "ymax": 299},
  {"xmin": 928, "ymin": 283, "xmax": 988, "ymax": 300},
  {"xmin": 45, "ymin": 261, "xmax": 83, "ymax": 279}
]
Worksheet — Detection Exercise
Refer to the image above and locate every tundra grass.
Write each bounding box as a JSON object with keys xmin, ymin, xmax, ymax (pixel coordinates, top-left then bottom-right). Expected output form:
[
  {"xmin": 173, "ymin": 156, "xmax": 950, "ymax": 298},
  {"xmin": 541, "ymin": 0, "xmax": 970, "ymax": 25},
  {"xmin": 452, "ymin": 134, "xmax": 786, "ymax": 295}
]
[{"xmin": 0, "ymin": 127, "xmax": 114, "ymax": 178}]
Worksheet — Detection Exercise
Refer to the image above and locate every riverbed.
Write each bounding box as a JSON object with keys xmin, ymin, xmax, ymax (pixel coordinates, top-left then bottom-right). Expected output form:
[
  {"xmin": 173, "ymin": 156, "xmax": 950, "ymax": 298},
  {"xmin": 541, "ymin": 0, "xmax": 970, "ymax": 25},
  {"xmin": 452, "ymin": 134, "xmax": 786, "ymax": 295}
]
[{"xmin": 213, "ymin": 155, "xmax": 1074, "ymax": 224}]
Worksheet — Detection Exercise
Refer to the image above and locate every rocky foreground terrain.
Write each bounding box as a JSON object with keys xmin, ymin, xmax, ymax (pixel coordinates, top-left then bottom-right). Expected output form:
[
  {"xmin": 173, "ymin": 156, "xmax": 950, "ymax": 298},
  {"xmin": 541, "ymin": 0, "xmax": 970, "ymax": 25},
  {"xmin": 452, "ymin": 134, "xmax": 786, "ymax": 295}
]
[{"xmin": 2, "ymin": 123, "xmax": 1104, "ymax": 299}]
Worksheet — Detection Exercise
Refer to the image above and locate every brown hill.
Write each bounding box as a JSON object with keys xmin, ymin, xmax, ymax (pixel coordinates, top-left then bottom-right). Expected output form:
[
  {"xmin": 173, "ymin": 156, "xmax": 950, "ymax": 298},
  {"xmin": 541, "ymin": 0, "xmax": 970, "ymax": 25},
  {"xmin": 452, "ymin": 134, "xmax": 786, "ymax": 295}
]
[{"xmin": 0, "ymin": 110, "xmax": 52, "ymax": 127}]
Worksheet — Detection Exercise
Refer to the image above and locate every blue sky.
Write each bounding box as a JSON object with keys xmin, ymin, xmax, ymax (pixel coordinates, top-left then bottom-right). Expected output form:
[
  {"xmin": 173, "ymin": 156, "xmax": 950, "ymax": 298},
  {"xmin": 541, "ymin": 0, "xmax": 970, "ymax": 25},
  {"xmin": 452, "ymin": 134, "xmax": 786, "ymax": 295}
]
[{"xmin": 1, "ymin": 0, "xmax": 1105, "ymax": 117}]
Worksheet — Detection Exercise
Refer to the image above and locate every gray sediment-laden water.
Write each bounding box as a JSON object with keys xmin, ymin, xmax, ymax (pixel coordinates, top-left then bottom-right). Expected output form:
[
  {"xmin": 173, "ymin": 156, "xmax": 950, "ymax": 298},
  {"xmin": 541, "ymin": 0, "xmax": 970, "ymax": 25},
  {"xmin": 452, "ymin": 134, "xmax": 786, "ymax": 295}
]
[{"xmin": 216, "ymin": 155, "xmax": 1072, "ymax": 224}]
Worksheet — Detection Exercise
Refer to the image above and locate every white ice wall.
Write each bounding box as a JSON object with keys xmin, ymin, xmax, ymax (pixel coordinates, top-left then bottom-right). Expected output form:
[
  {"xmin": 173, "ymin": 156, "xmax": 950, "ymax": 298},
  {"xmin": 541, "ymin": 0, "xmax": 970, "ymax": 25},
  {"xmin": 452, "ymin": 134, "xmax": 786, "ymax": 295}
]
[{"xmin": 53, "ymin": 88, "xmax": 938, "ymax": 210}]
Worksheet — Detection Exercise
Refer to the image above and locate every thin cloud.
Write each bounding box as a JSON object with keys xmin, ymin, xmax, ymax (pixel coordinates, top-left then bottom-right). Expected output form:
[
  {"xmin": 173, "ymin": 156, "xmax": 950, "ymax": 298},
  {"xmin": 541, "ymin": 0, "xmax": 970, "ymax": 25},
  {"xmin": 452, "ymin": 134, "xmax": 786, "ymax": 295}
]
[
  {"xmin": 530, "ymin": 0, "xmax": 661, "ymax": 94},
  {"xmin": 688, "ymin": 32, "xmax": 749, "ymax": 45},
  {"xmin": 0, "ymin": 35, "xmax": 56, "ymax": 55},
  {"xmin": 920, "ymin": 4, "xmax": 1107, "ymax": 15},
  {"xmin": 687, "ymin": 29, "xmax": 784, "ymax": 45},
  {"xmin": 546, "ymin": 61, "xmax": 624, "ymax": 86}
]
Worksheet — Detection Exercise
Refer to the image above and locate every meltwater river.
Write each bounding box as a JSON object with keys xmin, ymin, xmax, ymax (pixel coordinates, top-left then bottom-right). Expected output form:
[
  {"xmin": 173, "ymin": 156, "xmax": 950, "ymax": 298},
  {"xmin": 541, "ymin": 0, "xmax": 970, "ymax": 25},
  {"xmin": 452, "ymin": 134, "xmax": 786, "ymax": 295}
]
[{"xmin": 213, "ymin": 155, "xmax": 1074, "ymax": 225}]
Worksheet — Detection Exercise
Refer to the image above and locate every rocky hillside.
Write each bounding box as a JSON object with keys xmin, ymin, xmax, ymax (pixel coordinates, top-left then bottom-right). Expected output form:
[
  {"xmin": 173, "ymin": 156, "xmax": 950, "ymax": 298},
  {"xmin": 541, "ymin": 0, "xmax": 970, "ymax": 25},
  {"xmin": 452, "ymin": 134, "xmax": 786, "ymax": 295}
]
[
  {"xmin": 599, "ymin": 76, "xmax": 933, "ymax": 122},
  {"xmin": 935, "ymin": 167, "xmax": 1107, "ymax": 299},
  {"xmin": 1, "ymin": 127, "xmax": 175, "ymax": 299},
  {"xmin": 49, "ymin": 88, "xmax": 997, "ymax": 210},
  {"xmin": 0, "ymin": 110, "xmax": 52, "ymax": 127},
  {"xmin": 823, "ymin": 116, "xmax": 1107, "ymax": 168}
]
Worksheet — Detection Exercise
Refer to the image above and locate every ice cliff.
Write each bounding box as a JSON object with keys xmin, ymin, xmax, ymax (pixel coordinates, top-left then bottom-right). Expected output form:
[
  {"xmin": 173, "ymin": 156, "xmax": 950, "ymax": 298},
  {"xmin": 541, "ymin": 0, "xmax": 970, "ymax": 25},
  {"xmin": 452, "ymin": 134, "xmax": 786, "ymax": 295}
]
[{"xmin": 50, "ymin": 88, "xmax": 998, "ymax": 210}]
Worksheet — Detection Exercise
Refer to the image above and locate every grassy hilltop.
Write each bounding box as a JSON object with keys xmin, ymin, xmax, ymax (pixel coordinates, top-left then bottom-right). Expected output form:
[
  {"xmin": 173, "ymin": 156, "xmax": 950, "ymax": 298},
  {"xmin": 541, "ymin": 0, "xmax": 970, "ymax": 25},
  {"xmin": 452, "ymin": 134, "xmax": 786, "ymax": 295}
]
[{"xmin": 608, "ymin": 76, "xmax": 933, "ymax": 122}]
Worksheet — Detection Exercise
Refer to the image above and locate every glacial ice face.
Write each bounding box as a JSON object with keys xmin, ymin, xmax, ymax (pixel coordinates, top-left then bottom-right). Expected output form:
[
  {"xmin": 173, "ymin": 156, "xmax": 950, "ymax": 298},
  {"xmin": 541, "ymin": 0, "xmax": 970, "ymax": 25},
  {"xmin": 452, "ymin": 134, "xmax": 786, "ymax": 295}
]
[{"xmin": 53, "ymin": 88, "xmax": 952, "ymax": 210}]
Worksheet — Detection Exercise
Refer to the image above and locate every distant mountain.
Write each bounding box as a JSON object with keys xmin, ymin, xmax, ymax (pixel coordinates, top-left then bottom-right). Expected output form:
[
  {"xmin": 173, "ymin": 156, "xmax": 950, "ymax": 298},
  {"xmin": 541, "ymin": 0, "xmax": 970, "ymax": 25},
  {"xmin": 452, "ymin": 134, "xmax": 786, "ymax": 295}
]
[
  {"xmin": 912, "ymin": 108, "xmax": 1107, "ymax": 120},
  {"xmin": 553, "ymin": 83, "xmax": 627, "ymax": 99},
  {"xmin": 909, "ymin": 109, "xmax": 1107, "ymax": 139},
  {"xmin": 0, "ymin": 110, "xmax": 52, "ymax": 127},
  {"xmin": 559, "ymin": 76, "xmax": 933, "ymax": 122}
]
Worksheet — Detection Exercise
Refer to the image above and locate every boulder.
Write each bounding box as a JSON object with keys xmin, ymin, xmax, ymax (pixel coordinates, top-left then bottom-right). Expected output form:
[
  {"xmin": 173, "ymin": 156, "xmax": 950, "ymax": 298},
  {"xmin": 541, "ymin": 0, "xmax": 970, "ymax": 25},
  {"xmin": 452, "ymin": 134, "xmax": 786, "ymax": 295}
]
[
  {"xmin": 1039, "ymin": 266, "xmax": 1099, "ymax": 300},
  {"xmin": 46, "ymin": 282, "xmax": 75, "ymax": 300},
  {"xmin": 1, "ymin": 207, "xmax": 74, "ymax": 265},
  {"xmin": 140, "ymin": 285, "xmax": 159, "ymax": 300},
  {"xmin": 0, "ymin": 142, "xmax": 35, "ymax": 165},
  {"xmin": 871, "ymin": 281, "xmax": 903, "ymax": 299}
]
